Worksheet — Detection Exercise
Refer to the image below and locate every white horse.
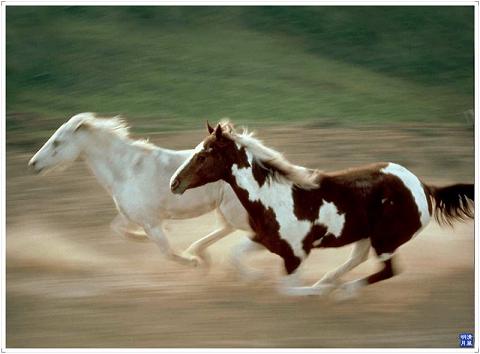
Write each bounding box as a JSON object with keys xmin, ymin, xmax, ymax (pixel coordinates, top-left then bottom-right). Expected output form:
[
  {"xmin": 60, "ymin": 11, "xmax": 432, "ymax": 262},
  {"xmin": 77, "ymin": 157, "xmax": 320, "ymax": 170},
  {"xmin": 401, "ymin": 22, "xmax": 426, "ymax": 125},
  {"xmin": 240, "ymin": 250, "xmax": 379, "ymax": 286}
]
[{"xmin": 28, "ymin": 113, "xmax": 264, "ymax": 271}]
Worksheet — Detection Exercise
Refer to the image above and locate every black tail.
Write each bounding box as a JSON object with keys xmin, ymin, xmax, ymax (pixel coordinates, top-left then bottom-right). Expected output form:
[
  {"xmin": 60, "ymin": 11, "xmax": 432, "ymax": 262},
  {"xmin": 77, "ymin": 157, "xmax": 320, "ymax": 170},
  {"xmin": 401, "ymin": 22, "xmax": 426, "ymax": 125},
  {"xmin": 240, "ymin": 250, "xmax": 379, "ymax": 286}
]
[{"xmin": 426, "ymin": 183, "xmax": 474, "ymax": 225}]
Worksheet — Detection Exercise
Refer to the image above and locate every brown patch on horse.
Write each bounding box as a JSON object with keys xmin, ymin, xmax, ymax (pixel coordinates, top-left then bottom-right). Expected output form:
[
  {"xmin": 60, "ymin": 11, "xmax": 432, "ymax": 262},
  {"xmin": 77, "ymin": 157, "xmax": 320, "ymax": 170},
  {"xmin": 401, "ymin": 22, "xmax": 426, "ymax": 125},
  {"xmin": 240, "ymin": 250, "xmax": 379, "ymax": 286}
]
[
  {"xmin": 302, "ymin": 224, "xmax": 328, "ymax": 254},
  {"xmin": 251, "ymin": 162, "xmax": 268, "ymax": 187},
  {"xmin": 235, "ymin": 147, "xmax": 250, "ymax": 169},
  {"xmin": 368, "ymin": 173, "xmax": 423, "ymax": 254},
  {"xmin": 292, "ymin": 187, "xmax": 323, "ymax": 222},
  {"xmin": 365, "ymin": 257, "xmax": 396, "ymax": 285},
  {"xmin": 293, "ymin": 163, "xmax": 385, "ymax": 225}
]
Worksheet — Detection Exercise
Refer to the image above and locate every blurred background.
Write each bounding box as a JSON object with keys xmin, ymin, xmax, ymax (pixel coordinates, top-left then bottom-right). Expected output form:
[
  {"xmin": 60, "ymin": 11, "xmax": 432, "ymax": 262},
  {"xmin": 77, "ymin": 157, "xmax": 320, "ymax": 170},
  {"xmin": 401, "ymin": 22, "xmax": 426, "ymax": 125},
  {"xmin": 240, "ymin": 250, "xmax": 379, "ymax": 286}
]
[{"xmin": 6, "ymin": 6, "xmax": 474, "ymax": 348}]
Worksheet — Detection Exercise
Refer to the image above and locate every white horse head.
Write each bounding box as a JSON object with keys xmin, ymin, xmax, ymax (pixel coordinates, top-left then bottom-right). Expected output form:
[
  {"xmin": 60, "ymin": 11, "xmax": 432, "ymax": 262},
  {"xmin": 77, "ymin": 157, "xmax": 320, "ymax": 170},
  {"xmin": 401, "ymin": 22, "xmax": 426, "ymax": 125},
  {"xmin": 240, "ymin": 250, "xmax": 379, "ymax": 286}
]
[{"xmin": 28, "ymin": 112, "xmax": 127, "ymax": 174}]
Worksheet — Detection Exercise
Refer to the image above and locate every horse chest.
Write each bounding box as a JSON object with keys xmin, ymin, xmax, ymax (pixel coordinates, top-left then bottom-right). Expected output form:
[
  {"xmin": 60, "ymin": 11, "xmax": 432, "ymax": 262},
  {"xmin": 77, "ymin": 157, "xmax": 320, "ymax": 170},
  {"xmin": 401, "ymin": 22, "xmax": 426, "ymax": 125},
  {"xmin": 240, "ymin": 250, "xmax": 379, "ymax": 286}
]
[{"xmin": 111, "ymin": 181, "xmax": 160, "ymax": 220}]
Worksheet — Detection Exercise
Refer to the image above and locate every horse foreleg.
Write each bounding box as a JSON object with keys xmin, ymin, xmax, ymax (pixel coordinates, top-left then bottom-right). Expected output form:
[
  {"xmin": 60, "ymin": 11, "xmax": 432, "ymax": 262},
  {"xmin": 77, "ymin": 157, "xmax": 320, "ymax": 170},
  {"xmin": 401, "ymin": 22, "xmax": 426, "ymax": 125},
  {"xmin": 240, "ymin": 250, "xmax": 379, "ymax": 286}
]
[
  {"xmin": 278, "ymin": 274, "xmax": 335, "ymax": 296},
  {"xmin": 229, "ymin": 236, "xmax": 267, "ymax": 281},
  {"xmin": 143, "ymin": 223, "xmax": 198, "ymax": 266},
  {"xmin": 335, "ymin": 255, "xmax": 397, "ymax": 301},
  {"xmin": 277, "ymin": 269, "xmax": 334, "ymax": 297},
  {"xmin": 110, "ymin": 214, "xmax": 149, "ymax": 242},
  {"xmin": 182, "ymin": 225, "xmax": 234, "ymax": 267}
]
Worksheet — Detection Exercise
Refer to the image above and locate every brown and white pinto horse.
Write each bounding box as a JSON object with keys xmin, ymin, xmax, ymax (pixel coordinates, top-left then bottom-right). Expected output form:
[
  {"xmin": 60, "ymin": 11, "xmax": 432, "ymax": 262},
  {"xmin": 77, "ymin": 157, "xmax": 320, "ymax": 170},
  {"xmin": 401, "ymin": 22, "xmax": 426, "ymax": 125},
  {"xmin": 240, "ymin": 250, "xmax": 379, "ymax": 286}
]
[{"xmin": 170, "ymin": 121, "xmax": 474, "ymax": 297}]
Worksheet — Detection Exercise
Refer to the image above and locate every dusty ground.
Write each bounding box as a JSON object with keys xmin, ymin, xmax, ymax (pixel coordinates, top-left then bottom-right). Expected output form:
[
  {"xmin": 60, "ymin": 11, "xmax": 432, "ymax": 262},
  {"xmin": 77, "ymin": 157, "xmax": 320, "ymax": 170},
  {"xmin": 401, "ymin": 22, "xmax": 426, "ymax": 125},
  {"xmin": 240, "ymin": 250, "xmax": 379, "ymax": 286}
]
[{"xmin": 6, "ymin": 123, "xmax": 475, "ymax": 348}]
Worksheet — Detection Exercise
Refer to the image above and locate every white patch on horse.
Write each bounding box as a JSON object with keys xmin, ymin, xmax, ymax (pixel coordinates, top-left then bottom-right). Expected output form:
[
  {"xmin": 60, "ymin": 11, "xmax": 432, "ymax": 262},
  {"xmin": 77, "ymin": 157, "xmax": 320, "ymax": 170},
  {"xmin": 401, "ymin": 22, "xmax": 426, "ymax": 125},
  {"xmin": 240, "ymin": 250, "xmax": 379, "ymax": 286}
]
[
  {"xmin": 315, "ymin": 200, "xmax": 345, "ymax": 238},
  {"xmin": 381, "ymin": 163, "xmax": 431, "ymax": 228},
  {"xmin": 231, "ymin": 152, "xmax": 310, "ymax": 259},
  {"xmin": 378, "ymin": 252, "xmax": 393, "ymax": 261}
]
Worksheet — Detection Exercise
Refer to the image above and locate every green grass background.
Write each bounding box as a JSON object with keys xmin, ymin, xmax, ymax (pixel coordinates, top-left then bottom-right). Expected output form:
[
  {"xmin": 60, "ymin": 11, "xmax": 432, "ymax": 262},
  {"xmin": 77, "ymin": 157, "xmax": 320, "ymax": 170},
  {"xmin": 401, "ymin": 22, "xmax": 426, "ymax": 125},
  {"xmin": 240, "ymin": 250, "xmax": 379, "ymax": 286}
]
[{"xmin": 6, "ymin": 6, "xmax": 474, "ymax": 133}]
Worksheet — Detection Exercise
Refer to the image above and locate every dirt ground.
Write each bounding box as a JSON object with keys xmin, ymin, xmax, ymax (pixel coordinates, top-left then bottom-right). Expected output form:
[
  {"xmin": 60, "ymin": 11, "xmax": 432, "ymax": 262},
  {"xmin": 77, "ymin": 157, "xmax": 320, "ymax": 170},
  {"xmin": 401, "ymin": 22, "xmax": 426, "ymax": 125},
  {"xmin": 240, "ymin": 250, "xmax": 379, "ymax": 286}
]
[{"xmin": 6, "ymin": 123, "xmax": 475, "ymax": 348}]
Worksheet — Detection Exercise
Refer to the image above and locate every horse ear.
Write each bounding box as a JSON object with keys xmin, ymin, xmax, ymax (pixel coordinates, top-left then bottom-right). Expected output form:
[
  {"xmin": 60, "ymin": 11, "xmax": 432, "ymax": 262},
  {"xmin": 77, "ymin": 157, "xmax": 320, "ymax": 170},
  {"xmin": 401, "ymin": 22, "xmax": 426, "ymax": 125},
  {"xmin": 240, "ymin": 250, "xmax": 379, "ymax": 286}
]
[
  {"xmin": 74, "ymin": 120, "xmax": 90, "ymax": 132},
  {"xmin": 215, "ymin": 124, "xmax": 223, "ymax": 139},
  {"xmin": 206, "ymin": 121, "xmax": 214, "ymax": 134}
]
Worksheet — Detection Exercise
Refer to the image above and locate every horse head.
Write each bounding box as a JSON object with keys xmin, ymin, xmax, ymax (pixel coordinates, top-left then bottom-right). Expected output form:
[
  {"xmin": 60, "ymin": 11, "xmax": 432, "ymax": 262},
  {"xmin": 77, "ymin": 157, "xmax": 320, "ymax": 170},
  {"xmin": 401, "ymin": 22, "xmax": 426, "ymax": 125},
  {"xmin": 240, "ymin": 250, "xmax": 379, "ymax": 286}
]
[
  {"xmin": 170, "ymin": 121, "xmax": 244, "ymax": 195},
  {"xmin": 28, "ymin": 113, "xmax": 94, "ymax": 174}
]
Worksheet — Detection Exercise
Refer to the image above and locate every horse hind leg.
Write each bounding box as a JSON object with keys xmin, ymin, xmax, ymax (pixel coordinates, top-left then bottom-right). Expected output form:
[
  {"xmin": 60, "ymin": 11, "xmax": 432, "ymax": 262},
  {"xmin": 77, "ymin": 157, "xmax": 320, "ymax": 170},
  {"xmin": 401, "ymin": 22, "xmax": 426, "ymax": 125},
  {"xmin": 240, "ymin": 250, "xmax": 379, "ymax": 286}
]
[
  {"xmin": 110, "ymin": 214, "xmax": 149, "ymax": 242},
  {"xmin": 282, "ymin": 238, "xmax": 371, "ymax": 297},
  {"xmin": 315, "ymin": 238, "xmax": 371, "ymax": 286},
  {"xmin": 335, "ymin": 253, "xmax": 397, "ymax": 301}
]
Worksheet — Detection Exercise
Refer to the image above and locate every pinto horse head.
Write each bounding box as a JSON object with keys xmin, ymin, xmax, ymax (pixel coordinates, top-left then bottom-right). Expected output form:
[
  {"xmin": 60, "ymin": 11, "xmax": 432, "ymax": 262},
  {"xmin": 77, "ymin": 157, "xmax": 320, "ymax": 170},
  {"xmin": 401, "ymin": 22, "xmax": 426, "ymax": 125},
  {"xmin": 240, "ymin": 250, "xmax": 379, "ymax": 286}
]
[{"xmin": 170, "ymin": 121, "xmax": 245, "ymax": 195}]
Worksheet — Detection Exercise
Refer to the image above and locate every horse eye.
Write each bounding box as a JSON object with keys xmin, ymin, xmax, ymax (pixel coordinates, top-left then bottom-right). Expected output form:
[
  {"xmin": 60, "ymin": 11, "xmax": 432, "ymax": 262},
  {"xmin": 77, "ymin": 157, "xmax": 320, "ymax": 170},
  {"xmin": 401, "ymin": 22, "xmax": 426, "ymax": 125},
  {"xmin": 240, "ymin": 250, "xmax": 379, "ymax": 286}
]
[
  {"xmin": 53, "ymin": 140, "xmax": 61, "ymax": 148},
  {"xmin": 197, "ymin": 155, "xmax": 206, "ymax": 163}
]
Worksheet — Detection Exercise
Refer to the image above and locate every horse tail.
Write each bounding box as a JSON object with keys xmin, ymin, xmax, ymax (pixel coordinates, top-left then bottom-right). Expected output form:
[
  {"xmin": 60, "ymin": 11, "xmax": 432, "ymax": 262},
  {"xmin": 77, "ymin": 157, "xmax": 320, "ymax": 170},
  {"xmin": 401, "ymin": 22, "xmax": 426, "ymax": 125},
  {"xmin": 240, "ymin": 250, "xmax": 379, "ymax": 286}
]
[{"xmin": 425, "ymin": 183, "xmax": 474, "ymax": 226}]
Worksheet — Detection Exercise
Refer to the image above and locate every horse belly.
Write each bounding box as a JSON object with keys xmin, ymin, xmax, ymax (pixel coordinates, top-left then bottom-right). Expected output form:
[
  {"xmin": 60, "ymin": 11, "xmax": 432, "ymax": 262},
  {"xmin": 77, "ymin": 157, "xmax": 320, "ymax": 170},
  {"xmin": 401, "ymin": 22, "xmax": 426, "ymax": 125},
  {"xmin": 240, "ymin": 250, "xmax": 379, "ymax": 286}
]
[{"xmin": 114, "ymin": 193, "xmax": 157, "ymax": 224}]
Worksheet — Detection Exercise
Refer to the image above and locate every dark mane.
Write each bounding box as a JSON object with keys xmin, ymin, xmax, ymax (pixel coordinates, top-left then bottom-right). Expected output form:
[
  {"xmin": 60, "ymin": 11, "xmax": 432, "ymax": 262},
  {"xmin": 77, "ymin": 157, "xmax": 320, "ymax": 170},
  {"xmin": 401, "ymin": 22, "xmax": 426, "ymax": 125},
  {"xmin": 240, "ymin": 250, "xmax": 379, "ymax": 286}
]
[
  {"xmin": 252, "ymin": 159, "xmax": 286, "ymax": 186},
  {"xmin": 251, "ymin": 158, "xmax": 321, "ymax": 188}
]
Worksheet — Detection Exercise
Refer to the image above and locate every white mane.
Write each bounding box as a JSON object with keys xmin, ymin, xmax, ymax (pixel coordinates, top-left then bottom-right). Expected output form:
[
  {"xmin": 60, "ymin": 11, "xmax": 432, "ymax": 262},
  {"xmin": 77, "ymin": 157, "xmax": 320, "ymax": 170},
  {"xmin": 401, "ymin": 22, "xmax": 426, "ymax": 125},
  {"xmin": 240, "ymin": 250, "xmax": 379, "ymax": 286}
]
[
  {"xmin": 222, "ymin": 122, "xmax": 321, "ymax": 190},
  {"xmin": 69, "ymin": 112, "xmax": 155, "ymax": 149}
]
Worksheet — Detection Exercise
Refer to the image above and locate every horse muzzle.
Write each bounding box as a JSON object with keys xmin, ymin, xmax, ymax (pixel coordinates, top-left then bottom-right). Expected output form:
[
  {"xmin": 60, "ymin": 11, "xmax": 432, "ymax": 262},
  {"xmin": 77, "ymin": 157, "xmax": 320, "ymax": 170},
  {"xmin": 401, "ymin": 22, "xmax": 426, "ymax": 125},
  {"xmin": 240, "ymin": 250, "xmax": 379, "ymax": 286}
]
[
  {"xmin": 170, "ymin": 177, "xmax": 186, "ymax": 195},
  {"xmin": 28, "ymin": 159, "xmax": 44, "ymax": 174}
]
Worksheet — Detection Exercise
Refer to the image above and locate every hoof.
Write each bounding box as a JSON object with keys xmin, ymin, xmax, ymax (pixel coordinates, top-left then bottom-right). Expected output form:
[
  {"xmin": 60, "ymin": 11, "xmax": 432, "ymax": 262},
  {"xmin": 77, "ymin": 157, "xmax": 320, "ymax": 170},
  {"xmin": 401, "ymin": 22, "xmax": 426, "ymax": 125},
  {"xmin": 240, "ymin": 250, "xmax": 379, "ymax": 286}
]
[
  {"xmin": 278, "ymin": 283, "xmax": 337, "ymax": 297},
  {"xmin": 280, "ymin": 287, "xmax": 314, "ymax": 297},
  {"xmin": 114, "ymin": 229, "xmax": 150, "ymax": 242},
  {"xmin": 123, "ymin": 232, "xmax": 149, "ymax": 243},
  {"xmin": 312, "ymin": 282, "xmax": 337, "ymax": 296},
  {"xmin": 180, "ymin": 251, "xmax": 209, "ymax": 268}
]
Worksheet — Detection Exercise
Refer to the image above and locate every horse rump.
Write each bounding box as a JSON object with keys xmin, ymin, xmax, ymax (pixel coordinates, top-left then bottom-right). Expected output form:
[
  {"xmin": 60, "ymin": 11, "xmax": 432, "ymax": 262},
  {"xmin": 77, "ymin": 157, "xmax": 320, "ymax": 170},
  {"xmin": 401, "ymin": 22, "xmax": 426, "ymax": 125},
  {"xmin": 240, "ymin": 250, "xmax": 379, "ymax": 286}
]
[{"xmin": 425, "ymin": 183, "xmax": 474, "ymax": 225}]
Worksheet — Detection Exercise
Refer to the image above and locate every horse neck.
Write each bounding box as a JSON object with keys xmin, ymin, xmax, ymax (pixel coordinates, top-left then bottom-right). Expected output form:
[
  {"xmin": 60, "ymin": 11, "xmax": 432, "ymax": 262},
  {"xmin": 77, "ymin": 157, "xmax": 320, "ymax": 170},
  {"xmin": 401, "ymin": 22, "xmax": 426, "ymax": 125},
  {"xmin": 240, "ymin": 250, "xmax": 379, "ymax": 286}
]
[
  {"xmin": 226, "ymin": 153, "xmax": 289, "ymax": 224},
  {"xmin": 80, "ymin": 133, "xmax": 130, "ymax": 191},
  {"xmin": 81, "ymin": 131, "xmax": 164, "ymax": 192}
]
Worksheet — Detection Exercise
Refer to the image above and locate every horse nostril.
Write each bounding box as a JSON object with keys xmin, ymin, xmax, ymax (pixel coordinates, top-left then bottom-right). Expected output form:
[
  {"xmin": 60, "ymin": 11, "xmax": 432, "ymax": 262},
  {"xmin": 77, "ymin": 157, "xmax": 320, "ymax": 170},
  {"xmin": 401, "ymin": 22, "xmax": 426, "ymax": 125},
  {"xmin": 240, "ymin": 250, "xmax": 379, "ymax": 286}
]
[
  {"xmin": 28, "ymin": 159, "xmax": 43, "ymax": 174},
  {"xmin": 171, "ymin": 178, "xmax": 180, "ymax": 191}
]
